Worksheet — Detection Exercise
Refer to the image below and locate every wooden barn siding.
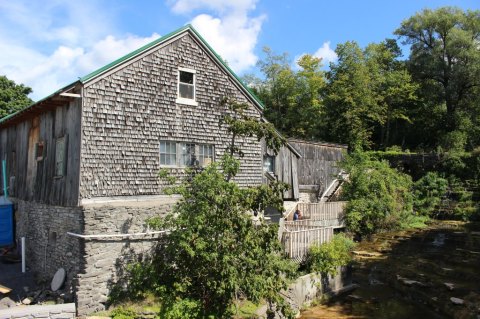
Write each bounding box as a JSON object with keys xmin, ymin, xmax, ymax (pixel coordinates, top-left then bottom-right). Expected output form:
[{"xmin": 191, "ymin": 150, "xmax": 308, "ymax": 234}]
[
  {"xmin": 0, "ymin": 100, "xmax": 82, "ymax": 206},
  {"xmin": 288, "ymin": 140, "xmax": 346, "ymax": 192},
  {"xmin": 79, "ymin": 33, "xmax": 263, "ymax": 199},
  {"xmin": 262, "ymin": 142, "xmax": 299, "ymax": 200}
]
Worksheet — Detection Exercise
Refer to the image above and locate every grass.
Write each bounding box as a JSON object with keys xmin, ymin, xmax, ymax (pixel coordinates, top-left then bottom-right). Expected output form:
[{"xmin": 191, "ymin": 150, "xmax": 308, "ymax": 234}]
[
  {"xmin": 232, "ymin": 299, "xmax": 264, "ymax": 318},
  {"xmin": 400, "ymin": 215, "xmax": 430, "ymax": 229}
]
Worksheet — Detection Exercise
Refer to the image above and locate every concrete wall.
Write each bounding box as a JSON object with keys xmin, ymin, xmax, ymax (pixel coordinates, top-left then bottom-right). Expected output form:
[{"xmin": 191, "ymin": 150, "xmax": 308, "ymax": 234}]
[
  {"xmin": 14, "ymin": 199, "xmax": 83, "ymax": 293},
  {"xmin": 285, "ymin": 266, "xmax": 352, "ymax": 315},
  {"xmin": 75, "ymin": 197, "xmax": 177, "ymax": 315}
]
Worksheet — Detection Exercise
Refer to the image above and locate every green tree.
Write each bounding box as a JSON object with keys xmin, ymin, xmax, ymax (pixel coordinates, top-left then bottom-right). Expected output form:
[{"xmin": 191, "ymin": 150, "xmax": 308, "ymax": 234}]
[
  {"xmin": 0, "ymin": 76, "xmax": 33, "ymax": 119},
  {"xmin": 324, "ymin": 40, "xmax": 418, "ymax": 150},
  {"xmin": 341, "ymin": 151, "xmax": 413, "ymax": 237},
  {"xmin": 250, "ymin": 48, "xmax": 326, "ymax": 139},
  {"xmin": 364, "ymin": 40, "xmax": 418, "ymax": 149},
  {"xmin": 395, "ymin": 7, "xmax": 480, "ymax": 146},
  {"xmin": 413, "ymin": 172, "xmax": 448, "ymax": 216},
  {"xmin": 140, "ymin": 98, "xmax": 295, "ymax": 318},
  {"xmin": 324, "ymin": 41, "xmax": 380, "ymax": 150}
]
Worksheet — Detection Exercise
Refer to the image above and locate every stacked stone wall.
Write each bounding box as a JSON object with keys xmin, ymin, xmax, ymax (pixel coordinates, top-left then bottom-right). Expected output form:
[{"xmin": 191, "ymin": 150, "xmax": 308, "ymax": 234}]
[
  {"xmin": 75, "ymin": 198, "xmax": 176, "ymax": 315},
  {"xmin": 14, "ymin": 199, "xmax": 83, "ymax": 294}
]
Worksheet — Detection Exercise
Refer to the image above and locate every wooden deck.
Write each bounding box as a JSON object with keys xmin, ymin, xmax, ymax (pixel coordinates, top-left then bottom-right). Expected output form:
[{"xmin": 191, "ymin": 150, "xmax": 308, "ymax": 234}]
[{"xmin": 281, "ymin": 201, "xmax": 346, "ymax": 260}]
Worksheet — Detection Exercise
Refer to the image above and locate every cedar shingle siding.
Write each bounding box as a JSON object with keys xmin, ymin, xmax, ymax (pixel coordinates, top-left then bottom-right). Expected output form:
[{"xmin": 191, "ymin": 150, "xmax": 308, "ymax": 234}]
[{"xmin": 80, "ymin": 33, "xmax": 263, "ymax": 199}]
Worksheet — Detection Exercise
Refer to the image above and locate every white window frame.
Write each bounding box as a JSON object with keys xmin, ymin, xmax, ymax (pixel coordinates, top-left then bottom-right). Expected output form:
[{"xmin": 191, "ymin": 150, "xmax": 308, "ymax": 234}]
[
  {"xmin": 198, "ymin": 144, "xmax": 214, "ymax": 167},
  {"xmin": 159, "ymin": 141, "xmax": 177, "ymax": 166},
  {"xmin": 176, "ymin": 67, "xmax": 198, "ymax": 106},
  {"xmin": 179, "ymin": 142, "xmax": 197, "ymax": 167},
  {"xmin": 159, "ymin": 141, "xmax": 215, "ymax": 168}
]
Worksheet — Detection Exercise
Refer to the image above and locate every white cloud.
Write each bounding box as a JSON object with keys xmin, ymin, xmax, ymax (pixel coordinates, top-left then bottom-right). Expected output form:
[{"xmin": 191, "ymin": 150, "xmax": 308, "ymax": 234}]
[
  {"xmin": 313, "ymin": 41, "xmax": 338, "ymax": 65},
  {"xmin": 1, "ymin": 34, "xmax": 159, "ymax": 101},
  {"xmin": 0, "ymin": 0, "xmax": 159, "ymax": 100},
  {"xmin": 293, "ymin": 41, "xmax": 338, "ymax": 70},
  {"xmin": 168, "ymin": 0, "xmax": 265, "ymax": 74}
]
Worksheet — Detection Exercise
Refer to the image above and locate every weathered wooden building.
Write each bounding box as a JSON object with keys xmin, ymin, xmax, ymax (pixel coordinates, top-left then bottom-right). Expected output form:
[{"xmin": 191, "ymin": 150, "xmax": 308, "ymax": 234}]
[
  {"xmin": 0, "ymin": 25, "xmax": 341, "ymax": 314},
  {"xmin": 288, "ymin": 139, "xmax": 347, "ymax": 202}
]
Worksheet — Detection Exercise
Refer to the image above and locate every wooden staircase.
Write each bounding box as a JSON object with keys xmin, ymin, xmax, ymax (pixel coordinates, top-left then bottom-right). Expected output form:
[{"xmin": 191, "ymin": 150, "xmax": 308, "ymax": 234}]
[{"xmin": 319, "ymin": 171, "xmax": 348, "ymax": 202}]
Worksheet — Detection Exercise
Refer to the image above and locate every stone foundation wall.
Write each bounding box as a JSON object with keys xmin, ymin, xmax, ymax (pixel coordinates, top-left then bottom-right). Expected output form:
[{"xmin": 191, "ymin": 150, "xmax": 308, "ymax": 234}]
[
  {"xmin": 0, "ymin": 303, "xmax": 76, "ymax": 319},
  {"xmin": 14, "ymin": 199, "xmax": 83, "ymax": 293},
  {"xmin": 75, "ymin": 197, "xmax": 177, "ymax": 315}
]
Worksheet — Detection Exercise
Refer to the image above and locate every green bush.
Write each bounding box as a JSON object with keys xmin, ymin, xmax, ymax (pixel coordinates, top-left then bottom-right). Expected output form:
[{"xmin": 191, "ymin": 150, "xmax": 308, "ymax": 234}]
[
  {"xmin": 110, "ymin": 307, "xmax": 136, "ymax": 319},
  {"xmin": 341, "ymin": 151, "xmax": 413, "ymax": 237},
  {"xmin": 413, "ymin": 172, "xmax": 448, "ymax": 216},
  {"xmin": 305, "ymin": 233, "xmax": 356, "ymax": 276}
]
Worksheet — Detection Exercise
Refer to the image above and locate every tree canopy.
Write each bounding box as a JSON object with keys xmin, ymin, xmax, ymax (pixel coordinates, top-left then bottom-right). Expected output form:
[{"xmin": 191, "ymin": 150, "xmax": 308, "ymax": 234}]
[
  {"xmin": 247, "ymin": 6, "xmax": 480, "ymax": 152},
  {"xmin": 0, "ymin": 75, "xmax": 33, "ymax": 119}
]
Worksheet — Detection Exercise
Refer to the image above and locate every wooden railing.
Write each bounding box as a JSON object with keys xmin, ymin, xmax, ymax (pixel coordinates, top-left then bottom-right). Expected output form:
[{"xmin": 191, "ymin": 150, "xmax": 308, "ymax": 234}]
[
  {"xmin": 282, "ymin": 227, "xmax": 334, "ymax": 260},
  {"xmin": 297, "ymin": 201, "xmax": 346, "ymax": 221}
]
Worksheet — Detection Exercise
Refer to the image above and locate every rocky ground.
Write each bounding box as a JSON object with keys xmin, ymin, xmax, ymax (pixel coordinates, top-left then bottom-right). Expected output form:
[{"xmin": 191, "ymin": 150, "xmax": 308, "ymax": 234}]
[
  {"xmin": 0, "ymin": 255, "xmax": 72, "ymax": 311},
  {"xmin": 300, "ymin": 221, "xmax": 480, "ymax": 319}
]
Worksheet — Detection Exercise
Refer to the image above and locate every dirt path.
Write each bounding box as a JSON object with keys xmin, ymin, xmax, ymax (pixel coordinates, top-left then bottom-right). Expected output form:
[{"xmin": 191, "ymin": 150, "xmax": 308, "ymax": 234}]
[{"xmin": 300, "ymin": 221, "xmax": 480, "ymax": 319}]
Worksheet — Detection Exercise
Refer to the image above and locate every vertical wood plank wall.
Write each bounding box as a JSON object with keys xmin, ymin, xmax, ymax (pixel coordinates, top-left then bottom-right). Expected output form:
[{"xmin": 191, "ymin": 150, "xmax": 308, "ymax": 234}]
[
  {"xmin": 288, "ymin": 139, "xmax": 347, "ymax": 193},
  {"xmin": 0, "ymin": 99, "xmax": 82, "ymax": 206}
]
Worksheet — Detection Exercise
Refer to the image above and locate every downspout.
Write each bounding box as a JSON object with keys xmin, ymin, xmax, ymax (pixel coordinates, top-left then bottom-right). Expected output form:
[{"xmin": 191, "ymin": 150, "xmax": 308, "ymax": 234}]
[{"xmin": 2, "ymin": 159, "xmax": 7, "ymax": 198}]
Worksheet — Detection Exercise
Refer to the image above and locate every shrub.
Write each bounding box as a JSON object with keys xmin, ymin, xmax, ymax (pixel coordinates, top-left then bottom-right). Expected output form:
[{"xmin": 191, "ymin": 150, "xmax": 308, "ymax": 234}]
[
  {"xmin": 341, "ymin": 151, "xmax": 413, "ymax": 237},
  {"xmin": 305, "ymin": 233, "xmax": 356, "ymax": 276},
  {"xmin": 413, "ymin": 172, "xmax": 448, "ymax": 216},
  {"xmin": 110, "ymin": 307, "xmax": 136, "ymax": 319}
]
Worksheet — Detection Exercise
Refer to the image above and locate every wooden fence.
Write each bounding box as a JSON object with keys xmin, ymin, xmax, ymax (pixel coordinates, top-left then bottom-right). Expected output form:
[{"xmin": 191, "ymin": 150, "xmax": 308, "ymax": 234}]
[
  {"xmin": 297, "ymin": 201, "xmax": 346, "ymax": 221},
  {"xmin": 282, "ymin": 226, "xmax": 334, "ymax": 260}
]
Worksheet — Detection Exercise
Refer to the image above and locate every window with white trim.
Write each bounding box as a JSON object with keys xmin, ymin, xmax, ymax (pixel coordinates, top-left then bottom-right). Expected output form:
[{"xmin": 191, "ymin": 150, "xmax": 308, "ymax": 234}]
[
  {"xmin": 180, "ymin": 143, "xmax": 196, "ymax": 166},
  {"xmin": 160, "ymin": 141, "xmax": 177, "ymax": 165},
  {"xmin": 159, "ymin": 141, "xmax": 214, "ymax": 167},
  {"xmin": 198, "ymin": 144, "xmax": 214, "ymax": 166},
  {"xmin": 176, "ymin": 68, "xmax": 197, "ymax": 106}
]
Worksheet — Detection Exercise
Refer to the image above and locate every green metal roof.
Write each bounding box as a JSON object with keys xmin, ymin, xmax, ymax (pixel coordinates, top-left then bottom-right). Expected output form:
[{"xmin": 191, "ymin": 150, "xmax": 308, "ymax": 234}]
[{"xmin": 0, "ymin": 24, "xmax": 265, "ymax": 125}]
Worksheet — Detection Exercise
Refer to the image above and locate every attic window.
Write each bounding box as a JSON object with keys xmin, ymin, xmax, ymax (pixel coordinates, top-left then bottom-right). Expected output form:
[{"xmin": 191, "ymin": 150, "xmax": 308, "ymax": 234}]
[{"xmin": 176, "ymin": 68, "xmax": 198, "ymax": 106}]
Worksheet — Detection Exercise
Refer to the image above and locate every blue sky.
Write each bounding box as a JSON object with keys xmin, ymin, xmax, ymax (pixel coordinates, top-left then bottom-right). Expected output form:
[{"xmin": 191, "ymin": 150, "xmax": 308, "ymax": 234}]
[{"xmin": 0, "ymin": 0, "xmax": 478, "ymax": 100}]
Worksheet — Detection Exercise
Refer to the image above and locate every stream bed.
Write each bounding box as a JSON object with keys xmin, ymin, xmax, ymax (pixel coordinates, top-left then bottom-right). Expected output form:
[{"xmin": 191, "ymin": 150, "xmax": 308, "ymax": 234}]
[{"xmin": 300, "ymin": 221, "xmax": 480, "ymax": 319}]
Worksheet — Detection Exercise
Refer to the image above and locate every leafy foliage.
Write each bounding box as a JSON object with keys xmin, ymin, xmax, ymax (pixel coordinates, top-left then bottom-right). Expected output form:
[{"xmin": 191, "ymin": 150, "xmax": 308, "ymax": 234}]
[
  {"xmin": 126, "ymin": 97, "xmax": 296, "ymax": 318},
  {"xmin": 413, "ymin": 172, "xmax": 448, "ymax": 216},
  {"xmin": 304, "ymin": 233, "xmax": 356, "ymax": 276},
  {"xmin": 341, "ymin": 152, "xmax": 414, "ymax": 237},
  {"xmin": 0, "ymin": 75, "xmax": 33, "ymax": 119},
  {"xmin": 110, "ymin": 307, "xmax": 136, "ymax": 319},
  {"xmin": 395, "ymin": 7, "xmax": 480, "ymax": 136}
]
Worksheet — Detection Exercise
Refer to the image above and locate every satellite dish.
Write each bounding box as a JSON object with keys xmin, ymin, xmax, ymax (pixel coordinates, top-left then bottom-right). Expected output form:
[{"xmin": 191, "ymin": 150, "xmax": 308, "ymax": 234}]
[{"xmin": 51, "ymin": 268, "xmax": 66, "ymax": 291}]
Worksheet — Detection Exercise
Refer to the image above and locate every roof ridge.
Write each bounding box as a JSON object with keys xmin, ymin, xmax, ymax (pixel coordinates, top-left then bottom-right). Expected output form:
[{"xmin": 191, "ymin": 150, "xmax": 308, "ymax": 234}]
[{"xmin": 0, "ymin": 24, "xmax": 265, "ymax": 125}]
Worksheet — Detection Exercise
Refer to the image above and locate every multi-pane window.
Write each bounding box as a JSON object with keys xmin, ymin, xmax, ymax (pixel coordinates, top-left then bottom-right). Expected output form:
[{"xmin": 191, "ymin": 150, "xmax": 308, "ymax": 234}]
[
  {"xmin": 180, "ymin": 143, "xmax": 196, "ymax": 166},
  {"xmin": 159, "ymin": 141, "xmax": 214, "ymax": 167},
  {"xmin": 160, "ymin": 141, "xmax": 177, "ymax": 165},
  {"xmin": 178, "ymin": 70, "xmax": 195, "ymax": 100},
  {"xmin": 55, "ymin": 136, "xmax": 67, "ymax": 176},
  {"xmin": 199, "ymin": 144, "xmax": 214, "ymax": 166}
]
